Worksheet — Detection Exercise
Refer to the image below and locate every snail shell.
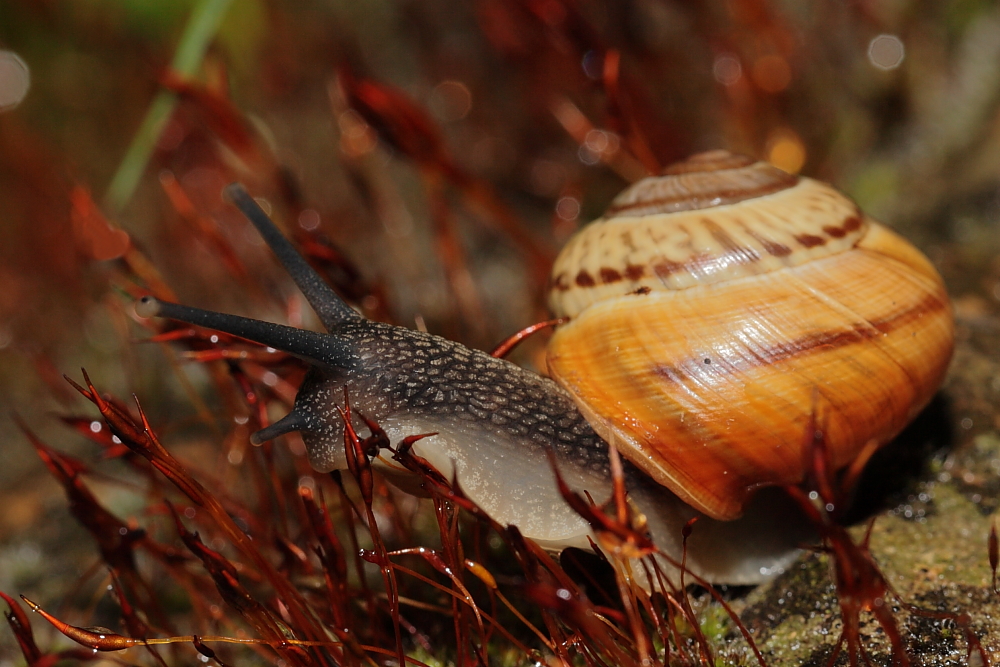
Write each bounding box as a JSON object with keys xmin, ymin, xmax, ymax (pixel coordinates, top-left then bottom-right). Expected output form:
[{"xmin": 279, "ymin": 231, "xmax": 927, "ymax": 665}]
[{"xmin": 547, "ymin": 150, "xmax": 954, "ymax": 521}]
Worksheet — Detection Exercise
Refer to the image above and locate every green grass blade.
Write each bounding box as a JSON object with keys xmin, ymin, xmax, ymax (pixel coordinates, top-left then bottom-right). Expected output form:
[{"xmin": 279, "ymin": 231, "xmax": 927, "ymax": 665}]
[{"xmin": 104, "ymin": 0, "xmax": 235, "ymax": 214}]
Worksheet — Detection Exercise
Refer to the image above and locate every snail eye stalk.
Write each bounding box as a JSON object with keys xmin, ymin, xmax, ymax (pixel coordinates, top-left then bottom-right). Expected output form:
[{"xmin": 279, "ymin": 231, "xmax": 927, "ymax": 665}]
[
  {"xmin": 222, "ymin": 184, "xmax": 360, "ymax": 331},
  {"xmin": 136, "ymin": 297, "xmax": 357, "ymax": 371}
]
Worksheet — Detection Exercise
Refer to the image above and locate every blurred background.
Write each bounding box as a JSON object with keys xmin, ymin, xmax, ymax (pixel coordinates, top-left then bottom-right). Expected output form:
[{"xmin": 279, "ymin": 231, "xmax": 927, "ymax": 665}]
[{"xmin": 1, "ymin": 0, "xmax": 1000, "ymax": 659}]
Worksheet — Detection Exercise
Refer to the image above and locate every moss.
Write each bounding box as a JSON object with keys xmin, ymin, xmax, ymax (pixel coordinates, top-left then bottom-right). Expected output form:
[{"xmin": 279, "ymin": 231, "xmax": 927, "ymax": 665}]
[{"xmin": 730, "ymin": 438, "xmax": 1000, "ymax": 666}]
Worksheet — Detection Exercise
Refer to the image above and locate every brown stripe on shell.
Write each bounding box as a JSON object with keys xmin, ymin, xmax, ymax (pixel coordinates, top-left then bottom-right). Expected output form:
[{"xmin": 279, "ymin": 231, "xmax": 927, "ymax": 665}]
[
  {"xmin": 599, "ymin": 267, "xmax": 622, "ymax": 283},
  {"xmin": 869, "ymin": 290, "xmax": 947, "ymax": 335},
  {"xmin": 703, "ymin": 218, "xmax": 761, "ymax": 266},
  {"xmin": 651, "ymin": 290, "xmax": 947, "ymax": 380},
  {"xmin": 653, "ymin": 259, "xmax": 685, "ymax": 280},
  {"xmin": 732, "ymin": 217, "xmax": 795, "ymax": 258},
  {"xmin": 794, "ymin": 234, "xmax": 826, "ymax": 248},
  {"xmin": 605, "ymin": 152, "xmax": 799, "ymax": 219},
  {"xmin": 744, "ymin": 228, "xmax": 792, "ymax": 257},
  {"xmin": 624, "ymin": 264, "xmax": 645, "ymax": 280},
  {"xmin": 822, "ymin": 215, "xmax": 862, "ymax": 239},
  {"xmin": 554, "ymin": 210, "xmax": 865, "ymax": 294},
  {"xmin": 549, "ymin": 175, "xmax": 871, "ymax": 320}
]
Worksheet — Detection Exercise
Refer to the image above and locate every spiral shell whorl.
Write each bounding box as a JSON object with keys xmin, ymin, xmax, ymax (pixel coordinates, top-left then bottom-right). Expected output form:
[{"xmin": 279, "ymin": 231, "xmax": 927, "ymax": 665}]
[{"xmin": 606, "ymin": 150, "xmax": 795, "ymax": 218}]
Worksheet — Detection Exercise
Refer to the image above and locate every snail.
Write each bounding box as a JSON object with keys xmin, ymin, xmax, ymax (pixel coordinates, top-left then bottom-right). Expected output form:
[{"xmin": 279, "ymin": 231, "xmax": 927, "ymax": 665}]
[{"xmin": 136, "ymin": 150, "xmax": 954, "ymax": 585}]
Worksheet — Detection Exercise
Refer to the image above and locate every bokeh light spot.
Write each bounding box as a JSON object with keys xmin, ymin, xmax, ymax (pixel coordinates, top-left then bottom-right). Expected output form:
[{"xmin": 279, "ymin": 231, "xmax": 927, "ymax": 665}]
[
  {"xmin": 751, "ymin": 55, "xmax": 791, "ymax": 93},
  {"xmin": 529, "ymin": 159, "xmax": 566, "ymax": 196},
  {"xmin": 579, "ymin": 129, "xmax": 619, "ymax": 165},
  {"xmin": 298, "ymin": 208, "xmax": 321, "ymax": 231},
  {"xmin": 713, "ymin": 54, "xmax": 742, "ymax": 86},
  {"xmin": 429, "ymin": 80, "xmax": 472, "ymax": 122},
  {"xmin": 338, "ymin": 109, "xmax": 377, "ymax": 157},
  {"xmin": 766, "ymin": 128, "xmax": 806, "ymax": 174},
  {"xmin": 0, "ymin": 50, "xmax": 30, "ymax": 111},
  {"xmin": 577, "ymin": 144, "xmax": 600, "ymax": 166},
  {"xmin": 868, "ymin": 34, "xmax": 905, "ymax": 70},
  {"xmin": 584, "ymin": 129, "xmax": 609, "ymax": 153},
  {"xmin": 556, "ymin": 196, "xmax": 580, "ymax": 222}
]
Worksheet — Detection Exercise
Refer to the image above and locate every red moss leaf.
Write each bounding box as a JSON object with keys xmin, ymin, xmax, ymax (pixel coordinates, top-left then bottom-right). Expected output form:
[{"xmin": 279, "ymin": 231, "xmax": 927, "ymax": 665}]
[
  {"xmin": 19, "ymin": 596, "xmax": 140, "ymax": 652},
  {"xmin": 159, "ymin": 171, "xmax": 250, "ymax": 280},
  {"xmin": 299, "ymin": 487, "xmax": 349, "ymax": 625},
  {"xmin": 108, "ymin": 570, "xmax": 168, "ymax": 667},
  {"xmin": 69, "ymin": 186, "xmax": 130, "ymax": 261},
  {"xmin": 338, "ymin": 68, "xmax": 459, "ymax": 180},
  {"xmin": 1, "ymin": 591, "xmax": 42, "ymax": 664},
  {"xmin": 17, "ymin": 416, "xmax": 147, "ymax": 574},
  {"xmin": 165, "ymin": 504, "xmax": 319, "ymax": 667},
  {"xmin": 545, "ymin": 448, "xmax": 655, "ymax": 560},
  {"xmin": 161, "ymin": 72, "xmax": 263, "ymax": 168},
  {"xmin": 66, "ymin": 372, "xmax": 334, "ymax": 664}
]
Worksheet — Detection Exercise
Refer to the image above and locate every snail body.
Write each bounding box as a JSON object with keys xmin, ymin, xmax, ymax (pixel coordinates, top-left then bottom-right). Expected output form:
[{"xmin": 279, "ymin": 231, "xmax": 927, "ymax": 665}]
[{"xmin": 138, "ymin": 151, "xmax": 952, "ymax": 585}]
